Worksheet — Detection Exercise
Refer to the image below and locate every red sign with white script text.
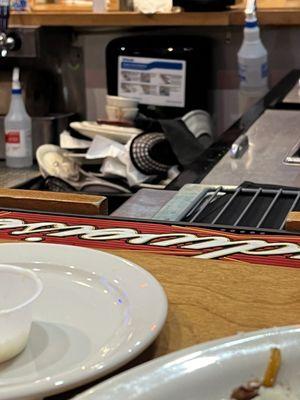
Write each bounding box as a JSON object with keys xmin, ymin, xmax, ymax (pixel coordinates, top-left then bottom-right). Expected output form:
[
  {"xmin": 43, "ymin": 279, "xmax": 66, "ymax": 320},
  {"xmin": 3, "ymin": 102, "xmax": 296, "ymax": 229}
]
[{"xmin": 0, "ymin": 210, "xmax": 299, "ymax": 268}]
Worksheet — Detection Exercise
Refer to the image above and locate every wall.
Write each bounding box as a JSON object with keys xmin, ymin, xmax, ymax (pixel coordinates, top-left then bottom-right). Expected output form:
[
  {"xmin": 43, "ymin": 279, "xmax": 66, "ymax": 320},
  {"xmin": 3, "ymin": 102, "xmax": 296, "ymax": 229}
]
[{"xmin": 77, "ymin": 26, "xmax": 300, "ymax": 134}]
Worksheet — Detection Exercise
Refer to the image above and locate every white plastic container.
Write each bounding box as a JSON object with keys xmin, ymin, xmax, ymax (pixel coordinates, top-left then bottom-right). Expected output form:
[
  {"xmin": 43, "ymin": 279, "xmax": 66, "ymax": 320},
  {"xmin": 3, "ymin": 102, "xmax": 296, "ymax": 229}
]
[
  {"xmin": 0, "ymin": 264, "xmax": 43, "ymax": 363},
  {"xmin": 238, "ymin": 0, "xmax": 268, "ymax": 112},
  {"xmin": 93, "ymin": 0, "xmax": 105, "ymax": 12},
  {"xmin": 106, "ymin": 95, "xmax": 138, "ymax": 108},
  {"xmin": 4, "ymin": 68, "xmax": 33, "ymax": 168}
]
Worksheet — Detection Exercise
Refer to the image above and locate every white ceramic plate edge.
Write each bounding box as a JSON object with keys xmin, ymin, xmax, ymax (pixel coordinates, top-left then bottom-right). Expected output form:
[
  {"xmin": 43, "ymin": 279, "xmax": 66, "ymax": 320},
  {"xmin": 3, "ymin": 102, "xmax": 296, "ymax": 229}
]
[
  {"xmin": 72, "ymin": 325, "xmax": 300, "ymax": 400},
  {"xmin": 0, "ymin": 243, "xmax": 168, "ymax": 400}
]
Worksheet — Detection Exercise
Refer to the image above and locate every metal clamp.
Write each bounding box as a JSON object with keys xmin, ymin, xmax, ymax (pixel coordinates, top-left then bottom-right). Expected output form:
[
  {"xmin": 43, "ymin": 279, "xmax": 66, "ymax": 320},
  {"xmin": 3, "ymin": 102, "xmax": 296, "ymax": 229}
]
[{"xmin": 230, "ymin": 134, "xmax": 249, "ymax": 159}]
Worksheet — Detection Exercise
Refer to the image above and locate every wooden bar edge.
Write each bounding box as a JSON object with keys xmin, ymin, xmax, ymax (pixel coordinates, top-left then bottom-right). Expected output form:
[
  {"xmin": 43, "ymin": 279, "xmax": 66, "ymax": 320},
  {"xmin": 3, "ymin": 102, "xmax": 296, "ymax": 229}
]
[
  {"xmin": 0, "ymin": 188, "xmax": 108, "ymax": 215},
  {"xmin": 285, "ymin": 211, "xmax": 300, "ymax": 232}
]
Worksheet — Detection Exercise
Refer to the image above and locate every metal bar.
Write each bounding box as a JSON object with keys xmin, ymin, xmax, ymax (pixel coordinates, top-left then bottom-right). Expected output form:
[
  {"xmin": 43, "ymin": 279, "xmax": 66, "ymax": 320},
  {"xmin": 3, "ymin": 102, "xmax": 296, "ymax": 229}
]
[
  {"xmin": 257, "ymin": 189, "xmax": 282, "ymax": 228},
  {"xmin": 211, "ymin": 187, "xmax": 241, "ymax": 224},
  {"xmin": 280, "ymin": 192, "xmax": 300, "ymax": 229},
  {"xmin": 234, "ymin": 188, "xmax": 262, "ymax": 226},
  {"xmin": 241, "ymin": 188, "xmax": 298, "ymax": 196},
  {"xmin": 189, "ymin": 186, "xmax": 223, "ymax": 222}
]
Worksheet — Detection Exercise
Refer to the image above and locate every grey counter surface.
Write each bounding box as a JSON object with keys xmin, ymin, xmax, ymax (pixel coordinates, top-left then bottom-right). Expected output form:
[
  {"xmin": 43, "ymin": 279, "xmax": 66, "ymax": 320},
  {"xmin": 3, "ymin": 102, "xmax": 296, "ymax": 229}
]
[
  {"xmin": 283, "ymin": 82, "xmax": 300, "ymax": 104},
  {"xmin": 0, "ymin": 161, "xmax": 40, "ymax": 188},
  {"xmin": 202, "ymin": 109, "xmax": 300, "ymax": 187}
]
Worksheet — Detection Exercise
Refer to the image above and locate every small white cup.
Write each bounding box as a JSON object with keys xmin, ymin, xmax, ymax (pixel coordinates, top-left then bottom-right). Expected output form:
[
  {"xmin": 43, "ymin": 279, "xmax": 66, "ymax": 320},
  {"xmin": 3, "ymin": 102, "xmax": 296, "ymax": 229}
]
[
  {"xmin": 0, "ymin": 265, "xmax": 43, "ymax": 363},
  {"xmin": 106, "ymin": 105, "xmax": 138, "ymax": 122},
  {"xmin": 106, "ymin": 95, "xmax": 138, "ymax": 108}
]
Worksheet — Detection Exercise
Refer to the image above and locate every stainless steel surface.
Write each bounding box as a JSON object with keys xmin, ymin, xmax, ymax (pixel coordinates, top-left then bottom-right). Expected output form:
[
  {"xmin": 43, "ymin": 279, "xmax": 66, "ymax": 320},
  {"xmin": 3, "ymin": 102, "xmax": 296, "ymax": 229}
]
[
  {"xmin": 283, "ymin": 81, "xmax": 300, "ymax": 104},
  {"xmin": 0, "ymin": 161, "xmax": 40, "ymax": 188},
  {"xmin": 0, "ymin": 32, "xmax": 15, "ymax": 57},
  {"xmin": 202, "ymin": 110, "xmax": 300, "ymax": 187},
  {"xmin": 0, "ymin": 113, "xmax": 75, "ymax": 159},
  {"xmin": 112, "ymin": 189, "xmax": 175, "ymax": 218}
]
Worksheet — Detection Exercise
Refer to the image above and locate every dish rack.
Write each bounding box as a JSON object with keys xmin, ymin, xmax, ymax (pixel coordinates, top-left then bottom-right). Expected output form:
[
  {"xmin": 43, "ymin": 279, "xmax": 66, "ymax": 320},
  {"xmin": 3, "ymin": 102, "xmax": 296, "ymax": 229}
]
[{"xmin": 153, "ymin": 184, "xmax": 300, "ymax": 232}]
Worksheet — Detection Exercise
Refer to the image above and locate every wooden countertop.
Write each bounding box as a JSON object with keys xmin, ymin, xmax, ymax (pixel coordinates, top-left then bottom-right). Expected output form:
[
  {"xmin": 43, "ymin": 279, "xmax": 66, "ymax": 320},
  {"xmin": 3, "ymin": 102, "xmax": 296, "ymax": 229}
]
[
  {"xmin": 110, "ymin": 249, "xmax": 300, "ymax": 356},
  {"xmin": 9, "ymin": 0, "xmax": 300, "ymax": 27},
  {"xmin": 1, "ymin": 236, "xmax": 300, "ymax": 399}
]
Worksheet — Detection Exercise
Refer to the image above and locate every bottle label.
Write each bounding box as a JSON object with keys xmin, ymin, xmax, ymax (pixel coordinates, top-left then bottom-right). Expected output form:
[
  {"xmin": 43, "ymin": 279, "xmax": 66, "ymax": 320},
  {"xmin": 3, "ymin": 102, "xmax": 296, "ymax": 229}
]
[
  {"xmin": 238, "ymin": 60, "xmax": 268, "ymax": 87},
  {"xmin": 261, "ymin": 62, "xmax": 268, "ymax": 79},
  {"xmin": 5, "ymin": 129, "xmax": 32, "ymax": 158}
]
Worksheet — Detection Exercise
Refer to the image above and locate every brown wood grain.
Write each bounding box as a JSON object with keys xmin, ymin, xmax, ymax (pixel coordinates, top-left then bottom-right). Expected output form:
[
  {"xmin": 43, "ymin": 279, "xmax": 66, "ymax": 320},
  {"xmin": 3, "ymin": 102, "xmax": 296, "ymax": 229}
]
[
  {"xmin": 10, "ymin": 11, "xmax": 230, "ymax": 26},
  {"xmin": 30, "ymin": 2, "xmax": 92, "ymax": 11},
  {"xmin": 0, "ymin": 188, "xmax": 107, "ymax": 215},
  {"xmin": 9, "ymin": 1, "xmax": 300, "ymax": 27},
  {"xmin": 107, "ymin": 250, "xmax": 300, "ymax": 355},
  {"xmin": 285, "ymin": 211, "xmax": 300, "ymax": 232}
]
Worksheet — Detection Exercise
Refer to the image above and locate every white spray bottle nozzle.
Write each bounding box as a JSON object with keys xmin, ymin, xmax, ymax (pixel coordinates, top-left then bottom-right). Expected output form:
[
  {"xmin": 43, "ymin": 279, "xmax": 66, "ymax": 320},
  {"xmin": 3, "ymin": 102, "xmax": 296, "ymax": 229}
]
[
  {"xmin": 245, "ymin": 0, "xmax": 256, "ymax": 14},
  {"xmin": 12, "ymin": 67, "xmax": 21, "ymax": 92},
  {"xmin": 245, "ymin": 0, "xmax": 257, "ymax": 22}
]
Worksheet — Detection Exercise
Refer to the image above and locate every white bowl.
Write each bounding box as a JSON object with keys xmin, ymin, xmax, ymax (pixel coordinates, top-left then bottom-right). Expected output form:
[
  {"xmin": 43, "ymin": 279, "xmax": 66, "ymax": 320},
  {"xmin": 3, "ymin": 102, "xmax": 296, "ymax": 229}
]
[
  {"xmin": 106, "ymin": 105, "xmax": 138, "ymax": 122},
  {"xmin": 106, "ymin": 95, "xmax": 138, "ymax": 108},
  {"xmin": 0, "ymin": 264, "xmax": 43, "ymax": 363}
]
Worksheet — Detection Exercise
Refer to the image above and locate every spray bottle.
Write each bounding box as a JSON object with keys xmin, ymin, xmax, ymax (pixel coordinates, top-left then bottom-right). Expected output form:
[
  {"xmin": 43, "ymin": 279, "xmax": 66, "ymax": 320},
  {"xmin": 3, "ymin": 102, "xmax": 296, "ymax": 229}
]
[
  {"xmin": 4, "ymin": 68, "xmax": 33, "ymax": 168},
  {"xmin": 238, "ymin": 0, "xmax": 268, "ymax": 113}
]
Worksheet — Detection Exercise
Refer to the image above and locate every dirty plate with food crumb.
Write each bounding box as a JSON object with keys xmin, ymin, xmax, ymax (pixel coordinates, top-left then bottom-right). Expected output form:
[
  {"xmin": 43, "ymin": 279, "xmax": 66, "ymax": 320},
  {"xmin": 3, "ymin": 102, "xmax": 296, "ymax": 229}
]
[{"xmin": 72, "ymin": 326, "xmax": 300, "ymax": 400}]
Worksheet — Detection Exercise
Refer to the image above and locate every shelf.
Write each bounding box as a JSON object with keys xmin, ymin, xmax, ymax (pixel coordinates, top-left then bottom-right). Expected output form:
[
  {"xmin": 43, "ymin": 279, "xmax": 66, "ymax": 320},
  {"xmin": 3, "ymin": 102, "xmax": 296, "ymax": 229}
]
[
  {"xmin": 10, "ymin": 11, "xmax": 230, "ymax": 26},
  {"xmin": 9, "ymin": 1, "xmax": 300, "ymax": 27},
  {"xmin": 230, "ymin": 0, "xmax": 300, "ymax": 25}
]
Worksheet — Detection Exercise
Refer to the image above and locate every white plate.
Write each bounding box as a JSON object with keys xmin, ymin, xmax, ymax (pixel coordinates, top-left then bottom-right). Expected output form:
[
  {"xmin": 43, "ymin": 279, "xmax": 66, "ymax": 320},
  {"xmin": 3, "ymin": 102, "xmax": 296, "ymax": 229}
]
[
  {"xmin": 73, "ymin": 326, "xmax": 300, "ymax": 400},
  {"xmin": 0, "ymin": 243, "xmax": 167, "ymax": 400},
  {"xmin": 70, "ymin": 121, "xmax": 142, "ymax": 144}
]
